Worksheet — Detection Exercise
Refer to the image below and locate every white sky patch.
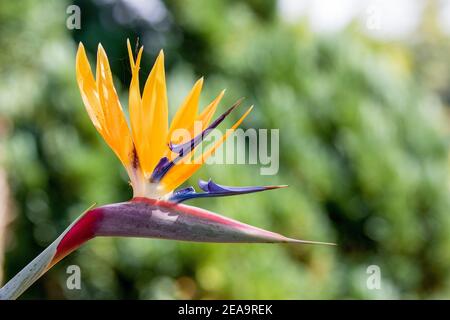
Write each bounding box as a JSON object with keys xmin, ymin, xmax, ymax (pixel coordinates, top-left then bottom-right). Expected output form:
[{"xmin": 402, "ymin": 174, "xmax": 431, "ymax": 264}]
[
  {"xmin": 277, "ymin": 0, "xmax": 446, "ymax": 40},
  {"xmin": 309, "ymin": 0, "xmax": 362, "ymax": 33},
  {"xmin": 277, "ymin": 0, "xmax": 309, "ymax": 23},
  {"xmin": 111, "ymin": 0, "xmax": 167, "ymax": 25},
  {"xmin": 438, "ymin": 0, "xmax": 450, "ymax": 35},
  {"xmin": 361, "ymin": 0, "xmax": 425, "ymax": 39}
]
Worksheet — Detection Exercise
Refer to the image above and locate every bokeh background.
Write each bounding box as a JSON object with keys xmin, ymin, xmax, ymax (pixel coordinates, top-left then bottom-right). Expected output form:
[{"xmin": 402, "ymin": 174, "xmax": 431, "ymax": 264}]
[{"xmin": 1, "ymin": 0, "xmax": 450, "ymax": 299}]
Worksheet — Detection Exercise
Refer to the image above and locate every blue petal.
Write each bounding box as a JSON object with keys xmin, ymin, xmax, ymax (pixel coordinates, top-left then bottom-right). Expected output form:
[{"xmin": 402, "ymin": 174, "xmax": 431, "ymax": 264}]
[{"xmin": 169, "ymin": 179, "xmax": 287, "ymax": 203}]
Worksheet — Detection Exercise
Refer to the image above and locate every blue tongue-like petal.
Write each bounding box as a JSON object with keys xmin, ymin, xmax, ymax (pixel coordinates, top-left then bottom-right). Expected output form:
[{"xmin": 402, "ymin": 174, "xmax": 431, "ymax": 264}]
[{"xmin": 169, "ymin": 179, "xmax": 287, "ymax": 203}]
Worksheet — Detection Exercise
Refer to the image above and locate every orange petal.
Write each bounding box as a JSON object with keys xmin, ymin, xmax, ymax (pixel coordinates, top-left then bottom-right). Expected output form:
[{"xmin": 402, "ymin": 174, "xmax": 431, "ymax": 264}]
[
  {"xmin": 161, "ymin": 106, "xmax": 253, "ymax": 192},
  {"xmin": 76, "ymin": 43, "xmax": 133, "ymax": 167},
  {"xmin": 165, "ymin": 89, "xmax": 225, "ymax": 161},
  {"xmin": 168, "ymin": 77, "xmax": 203, "ymax": 142},
  {"xmin": 196, "ymin": 89, "xmax": 225, "ymax": 128},
  {"xmin": 131, "ymin": 50, "xmax": 168, "ymax": 177},
  {"xmin": 96, "ymin": 44, "xmax": 134, "ymax": 167},
  {"xmin": 76, "ymin": 43, "xmax": 104, "ymax": 131},
  {"xmin": 127, "ymin": 41, "xmax": 145, "ymax": 169}
]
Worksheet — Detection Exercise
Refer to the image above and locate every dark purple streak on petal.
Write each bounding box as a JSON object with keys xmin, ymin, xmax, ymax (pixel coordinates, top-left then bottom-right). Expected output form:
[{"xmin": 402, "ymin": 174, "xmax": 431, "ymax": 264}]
[{"xmin": 149, "ymin": 99, "xmax": 244, "ymax": 183}]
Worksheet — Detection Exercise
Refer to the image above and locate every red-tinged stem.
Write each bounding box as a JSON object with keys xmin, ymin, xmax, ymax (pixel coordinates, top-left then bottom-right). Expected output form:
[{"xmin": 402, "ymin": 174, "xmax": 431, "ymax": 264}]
[
  {"xmin": 49, "ymin": 208, "xmax": 103, "ymax": 268},
  {"xmin": 0, "ymin": 206, "xmax": 100, "ymax": 300}
]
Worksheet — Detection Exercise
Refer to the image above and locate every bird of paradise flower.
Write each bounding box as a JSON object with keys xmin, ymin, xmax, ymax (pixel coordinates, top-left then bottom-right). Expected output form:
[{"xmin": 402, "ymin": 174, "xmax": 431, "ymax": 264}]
[{"xmin": 0, "ymin": 40, "xmax": 334, "ymax": 300}]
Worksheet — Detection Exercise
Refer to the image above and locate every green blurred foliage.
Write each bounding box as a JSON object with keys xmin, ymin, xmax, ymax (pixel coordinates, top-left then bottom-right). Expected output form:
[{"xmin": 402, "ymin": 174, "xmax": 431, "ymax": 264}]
[{"xmin": 0, "ymin": 0, "xmax": 449, "ymax": 299}]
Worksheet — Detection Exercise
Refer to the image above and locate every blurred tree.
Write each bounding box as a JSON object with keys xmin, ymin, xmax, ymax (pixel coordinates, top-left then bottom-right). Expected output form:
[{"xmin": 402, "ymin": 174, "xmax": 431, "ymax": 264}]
[
  {"xmin": 0, "ymin": 0, "xmax": 449, "ymax": 299},
  {"xmin": 414, "ymin": 0, "xmax": 450, "ymax": 109}
]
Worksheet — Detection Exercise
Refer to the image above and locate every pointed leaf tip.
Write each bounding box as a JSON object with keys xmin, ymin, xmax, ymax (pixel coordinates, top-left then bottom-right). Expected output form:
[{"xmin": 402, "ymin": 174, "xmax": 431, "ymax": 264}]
[
  {"xmin": 284, "ymin": 238, "xmax": 337, "ymax": 246},
  {"xmin": 264, "ymin": 184, "xmax": 288, "ymax": 190}
]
